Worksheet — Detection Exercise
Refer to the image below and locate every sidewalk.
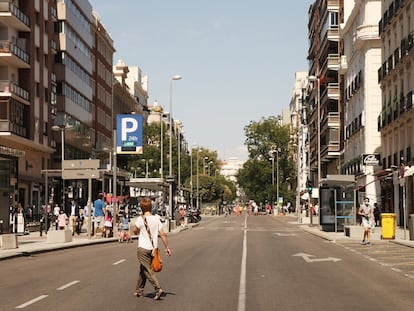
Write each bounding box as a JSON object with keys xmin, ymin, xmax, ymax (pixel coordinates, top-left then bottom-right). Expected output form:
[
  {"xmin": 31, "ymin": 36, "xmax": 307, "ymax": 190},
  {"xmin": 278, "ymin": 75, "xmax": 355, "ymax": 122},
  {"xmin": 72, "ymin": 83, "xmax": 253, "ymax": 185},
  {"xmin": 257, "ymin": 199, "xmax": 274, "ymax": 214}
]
[
  {"xmin": 288, "ymin": 214, "xmax": 414, "ymax": 248},
  {"xmin": 0, "ymin": 222, "xmax": 193, "ymax": 261},
  {"xmin": 2, "ymin": 214, "xmax": 413, "ymax": 261}
]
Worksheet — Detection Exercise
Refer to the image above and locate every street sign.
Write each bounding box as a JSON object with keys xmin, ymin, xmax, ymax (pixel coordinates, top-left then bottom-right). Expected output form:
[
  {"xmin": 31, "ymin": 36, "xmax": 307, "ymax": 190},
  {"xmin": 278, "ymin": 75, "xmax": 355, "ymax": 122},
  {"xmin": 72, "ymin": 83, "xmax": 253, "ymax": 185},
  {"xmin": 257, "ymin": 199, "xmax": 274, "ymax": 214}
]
[
  {"xmin": 62, "ymin": 169, "xmax": 100, "ymax": 180},
  {"xmin": 116, "ymin": 114, "xmax": 143, "ymax": 154},
  {"xmin": 63, "ymin": 159, "xmax": 100, "ymax": 170}
]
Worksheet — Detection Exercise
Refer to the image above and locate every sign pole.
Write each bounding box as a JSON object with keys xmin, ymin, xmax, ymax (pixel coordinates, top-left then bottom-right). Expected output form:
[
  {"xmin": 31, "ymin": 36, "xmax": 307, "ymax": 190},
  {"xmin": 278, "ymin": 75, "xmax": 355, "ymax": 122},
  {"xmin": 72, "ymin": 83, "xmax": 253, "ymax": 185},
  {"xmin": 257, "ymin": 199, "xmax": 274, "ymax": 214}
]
[
  {"xmin": 112, "ymin": 129, "xmax": 118, "ymax": 237},
  {"xmin": 88, "ymin": 177, "xmax": 92, "ymax": 239}
]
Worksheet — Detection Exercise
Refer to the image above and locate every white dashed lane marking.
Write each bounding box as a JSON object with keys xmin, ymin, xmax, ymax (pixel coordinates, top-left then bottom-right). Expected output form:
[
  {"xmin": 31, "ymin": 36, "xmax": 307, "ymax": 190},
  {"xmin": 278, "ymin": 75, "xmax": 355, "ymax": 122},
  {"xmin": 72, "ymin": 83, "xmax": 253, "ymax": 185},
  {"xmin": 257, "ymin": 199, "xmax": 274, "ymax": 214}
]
[
  {"xmin": 57, "ymin": 280, "xmax": 80, "ymax": 291},
  {"xmin": 15, "ymin": 295, "xmax": 48, "ymax": 309}
]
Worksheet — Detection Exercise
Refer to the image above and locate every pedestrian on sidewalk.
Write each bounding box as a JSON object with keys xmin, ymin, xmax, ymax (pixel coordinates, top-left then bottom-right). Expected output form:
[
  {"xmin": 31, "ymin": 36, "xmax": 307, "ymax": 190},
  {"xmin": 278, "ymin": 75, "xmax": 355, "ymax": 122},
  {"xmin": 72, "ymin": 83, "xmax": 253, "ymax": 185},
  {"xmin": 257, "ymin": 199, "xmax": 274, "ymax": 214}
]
[
  {"xmin": 133, "ymin": 197, "xmax": 171, "ymax": 300},
  {"xmin": 93, "ymin": 194, "xmax": 105, "ymax": 238},
  {"xmin": 358, "ymin": 197, "xmax": 374, "ymax": 245},
  {"xmin": 66, "ymin": 199, "xmax": 80, "ymax": 235},
  {"xmin": 104, "ymin": 210, "xmax": 113, "ymax": 238},
  {"xmin": 373, "ymin": 202, "xmax": 381, "ymax": 227},
  {"xmin": 53, "ymin": 203, "xmax": 60, "ymax": 230},
  {"xmin": 57, "ymin": 209, "xmax": 68, "ymax": 230},
  {"xmin": 179, "ymin": 207, "xmax": 185, "ymax": 228},
  {"xmin": 266, "ymin": 202, "xmax": 271, "ymax": 215},
  {"xmin": 83, "ymin": 202, "xmax": 93, "ymax": 235}
]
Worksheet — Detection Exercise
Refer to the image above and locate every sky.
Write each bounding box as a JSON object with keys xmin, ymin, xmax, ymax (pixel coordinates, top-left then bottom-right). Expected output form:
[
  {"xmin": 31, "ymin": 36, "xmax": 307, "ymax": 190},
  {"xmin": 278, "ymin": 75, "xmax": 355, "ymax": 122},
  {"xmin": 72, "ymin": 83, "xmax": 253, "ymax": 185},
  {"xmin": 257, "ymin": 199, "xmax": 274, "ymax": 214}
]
[{"xmin": 90, "ymin": 0, "xmax": 313, "ymax": 162}]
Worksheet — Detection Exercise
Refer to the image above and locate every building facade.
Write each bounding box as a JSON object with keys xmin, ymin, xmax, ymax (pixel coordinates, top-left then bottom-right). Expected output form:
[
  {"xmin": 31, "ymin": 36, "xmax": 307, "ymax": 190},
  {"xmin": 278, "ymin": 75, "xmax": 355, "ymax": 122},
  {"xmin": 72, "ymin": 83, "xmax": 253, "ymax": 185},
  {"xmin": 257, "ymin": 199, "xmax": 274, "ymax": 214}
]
[
  {"xmin": 378, "ymin": 0, "xmax": 414, "ymax": 225},
  {"xmin": 288, "ymin": 71, "xmax": 309, "ymax": 210},
  {"xmin": 340, "ymin": 0, "xmax": 382, "ymax": 205},
  {"xmin": 307, "ymin": 0, "xmax": 342, "ymax": 189},
  {"xmin": 0, "ymin": 0, "xmax": 57, "ymax": 228}
]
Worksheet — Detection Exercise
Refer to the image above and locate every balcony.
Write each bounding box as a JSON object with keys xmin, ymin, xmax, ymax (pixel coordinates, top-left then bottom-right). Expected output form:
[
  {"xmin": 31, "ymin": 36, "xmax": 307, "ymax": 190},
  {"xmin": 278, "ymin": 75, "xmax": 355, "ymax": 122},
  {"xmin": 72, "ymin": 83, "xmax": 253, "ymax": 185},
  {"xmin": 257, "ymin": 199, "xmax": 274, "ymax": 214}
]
[
  {"xmin": 339, "ymin": 55, "xmax": 348, "ymax": 74},
  {"xmin": 326, "ymin": 54, "xmax": 340, "ymax": 71},
  {"xmin": 0, "ymin": 118, "xmax": 27, "ymax": 137},
  {"xmin": 0, "ymin": 1, "xmax": 30, "ymax": 31},
  {"xmin": 321, "ymin": 83, "xmax": 340, "ymax": 100},
  {"xmin": 0, "ymin": 40, "xmax": 30, "ymax": 68},
  {"xmin": 0, "ymin": 98, "xmax": 28, "ymax": 137},
  {"xmin": 354, "ymin": 24, "xmax": 379, "ymax": 49},
  {"xmin": 327, "ymin": 0, "xmax": 340, "ymax": 10},
  {"xmin": 326, "ymin": 112, "xmax": 340, "ymax": 127},
  {"xmin": 0, "ymin": 80, "xmax": 29, "ymax": 103}
]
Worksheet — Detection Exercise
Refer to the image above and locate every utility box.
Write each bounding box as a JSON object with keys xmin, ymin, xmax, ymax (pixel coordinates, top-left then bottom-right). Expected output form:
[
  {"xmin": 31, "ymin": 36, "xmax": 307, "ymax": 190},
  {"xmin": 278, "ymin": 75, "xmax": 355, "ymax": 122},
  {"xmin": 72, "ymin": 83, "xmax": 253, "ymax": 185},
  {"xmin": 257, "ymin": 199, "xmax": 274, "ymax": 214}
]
[
  {"xmin": 0, "ymin": 234, "xmax": 18, "ymax": 249},
  {"xmin": 47, "ymin": 229, "xmax": 72, "ymax": 243}
]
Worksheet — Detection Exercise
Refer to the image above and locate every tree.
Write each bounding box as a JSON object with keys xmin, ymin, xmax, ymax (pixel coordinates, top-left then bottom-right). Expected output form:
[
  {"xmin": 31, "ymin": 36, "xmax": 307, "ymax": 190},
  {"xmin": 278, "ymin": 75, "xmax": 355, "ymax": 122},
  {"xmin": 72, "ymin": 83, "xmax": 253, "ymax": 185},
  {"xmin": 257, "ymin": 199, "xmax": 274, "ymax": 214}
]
[
  {"xmin": 237, "ymin": 116, "xmax": 296, "ymax": 205},
  {"xmin": 124, "ymin": 122, "xmax": 237, "ymax": 206}
]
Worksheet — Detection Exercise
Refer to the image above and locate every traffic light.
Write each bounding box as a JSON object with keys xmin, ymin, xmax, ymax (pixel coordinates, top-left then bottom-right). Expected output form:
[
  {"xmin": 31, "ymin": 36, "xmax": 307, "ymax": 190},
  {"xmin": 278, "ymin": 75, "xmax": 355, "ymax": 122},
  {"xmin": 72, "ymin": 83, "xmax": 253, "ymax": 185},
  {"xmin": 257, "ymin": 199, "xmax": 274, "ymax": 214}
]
[{"xmin": 307, "ymin": 179, "xmax": 313, "ymax": 193}]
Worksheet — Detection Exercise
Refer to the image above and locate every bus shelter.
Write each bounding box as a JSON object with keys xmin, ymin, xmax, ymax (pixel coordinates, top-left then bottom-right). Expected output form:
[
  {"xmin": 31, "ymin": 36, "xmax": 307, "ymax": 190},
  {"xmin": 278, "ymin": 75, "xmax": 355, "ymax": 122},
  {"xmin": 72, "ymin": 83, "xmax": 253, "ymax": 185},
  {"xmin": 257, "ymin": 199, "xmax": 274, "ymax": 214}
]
[{"xmin": 319, "ymin": 175, "xmax": 356, "ymax": 232}]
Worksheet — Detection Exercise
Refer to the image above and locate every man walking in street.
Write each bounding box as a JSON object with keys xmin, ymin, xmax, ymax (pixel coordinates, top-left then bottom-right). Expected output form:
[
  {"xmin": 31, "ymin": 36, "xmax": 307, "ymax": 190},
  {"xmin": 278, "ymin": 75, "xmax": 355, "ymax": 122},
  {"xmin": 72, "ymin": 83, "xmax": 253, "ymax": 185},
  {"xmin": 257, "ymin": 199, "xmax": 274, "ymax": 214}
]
[{"xmin": 358, "ymin": 197, "xmax": 374, "ymax": 245}]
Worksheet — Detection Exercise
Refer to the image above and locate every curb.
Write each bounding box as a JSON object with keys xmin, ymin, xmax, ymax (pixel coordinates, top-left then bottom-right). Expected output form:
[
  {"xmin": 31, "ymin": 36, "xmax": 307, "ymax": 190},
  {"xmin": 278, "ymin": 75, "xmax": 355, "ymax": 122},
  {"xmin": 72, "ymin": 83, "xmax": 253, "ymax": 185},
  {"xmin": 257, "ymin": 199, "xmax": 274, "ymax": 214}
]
[{"xmin": 0, "ymin": 222, "xmax": 202, "ymax": 261}]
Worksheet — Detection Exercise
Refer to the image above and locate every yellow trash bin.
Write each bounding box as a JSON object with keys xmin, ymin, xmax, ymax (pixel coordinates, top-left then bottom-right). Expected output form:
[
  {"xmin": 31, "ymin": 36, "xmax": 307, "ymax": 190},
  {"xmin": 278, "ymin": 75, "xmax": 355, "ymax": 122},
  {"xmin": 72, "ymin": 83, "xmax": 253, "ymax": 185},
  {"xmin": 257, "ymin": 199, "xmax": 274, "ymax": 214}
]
[{"xmin": 381, "ymin": 213, "xmax": 396, "ymax": 240}]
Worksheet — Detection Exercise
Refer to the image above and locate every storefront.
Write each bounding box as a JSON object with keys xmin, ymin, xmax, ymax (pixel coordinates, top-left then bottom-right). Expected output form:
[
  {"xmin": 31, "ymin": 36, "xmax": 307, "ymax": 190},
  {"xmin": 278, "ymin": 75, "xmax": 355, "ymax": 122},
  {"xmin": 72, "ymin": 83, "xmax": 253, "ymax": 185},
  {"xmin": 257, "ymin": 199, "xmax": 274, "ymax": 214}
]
[{"xmin": 0, "ymin": 146, "xmax": 23, "ymax": 234}]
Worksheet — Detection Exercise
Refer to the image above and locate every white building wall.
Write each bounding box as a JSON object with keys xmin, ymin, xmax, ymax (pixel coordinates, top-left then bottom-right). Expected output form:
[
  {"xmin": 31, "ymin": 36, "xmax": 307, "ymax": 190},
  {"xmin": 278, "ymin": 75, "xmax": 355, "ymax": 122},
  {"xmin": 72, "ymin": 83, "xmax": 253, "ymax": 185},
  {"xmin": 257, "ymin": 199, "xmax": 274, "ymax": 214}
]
[{"xmin": 341, "ymin": 0, "xmax": 382, "ymax": 204}]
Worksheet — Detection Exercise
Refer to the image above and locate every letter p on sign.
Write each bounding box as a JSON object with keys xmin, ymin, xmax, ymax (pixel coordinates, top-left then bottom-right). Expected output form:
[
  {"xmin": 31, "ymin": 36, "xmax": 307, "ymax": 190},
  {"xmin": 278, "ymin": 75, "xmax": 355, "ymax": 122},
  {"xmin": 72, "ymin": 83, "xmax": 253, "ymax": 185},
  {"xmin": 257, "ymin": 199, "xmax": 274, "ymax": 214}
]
[{"xmin": 121, "ymin": 117, "xmax": 139, "ymax": 140}]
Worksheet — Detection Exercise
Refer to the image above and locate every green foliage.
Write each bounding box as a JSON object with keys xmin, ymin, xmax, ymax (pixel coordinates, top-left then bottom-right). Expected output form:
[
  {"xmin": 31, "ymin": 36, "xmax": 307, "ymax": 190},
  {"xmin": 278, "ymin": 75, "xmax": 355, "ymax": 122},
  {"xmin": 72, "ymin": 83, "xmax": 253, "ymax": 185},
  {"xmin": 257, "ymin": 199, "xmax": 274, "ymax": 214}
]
[
  {"xmin": 125, "ymin": 122, "xmax": 237, "ymax": 205},
  {"xmin": 237, "ymin": 116, "xmax": 297, "ymax": 205}
]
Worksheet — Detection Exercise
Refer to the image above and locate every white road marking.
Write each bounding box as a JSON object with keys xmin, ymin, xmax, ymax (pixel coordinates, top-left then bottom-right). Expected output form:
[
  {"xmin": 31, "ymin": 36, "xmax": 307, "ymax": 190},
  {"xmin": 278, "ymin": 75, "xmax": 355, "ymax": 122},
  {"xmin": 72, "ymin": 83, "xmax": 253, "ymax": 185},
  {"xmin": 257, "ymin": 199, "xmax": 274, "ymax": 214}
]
[
  {"xmin": 237, "ymin": 215, "xmax": 248, "ymax": 311},
  {"xmin": 16, "ymin": 295, "xmax": 48, "ymax": 309},
  {"xmin": 293, "ymin": 253, "xmax": 342, "ymax": 263},
  {"xmin": 57, "ymin": 280, "xmax": 80, "ymax": 290},
  {"xmin": 273, "ymin": 232, "xmax": 297, "ymax": 237},
  {"xmin": 113, "ymin": 259, "xmax": 126, "ymax": 265}
]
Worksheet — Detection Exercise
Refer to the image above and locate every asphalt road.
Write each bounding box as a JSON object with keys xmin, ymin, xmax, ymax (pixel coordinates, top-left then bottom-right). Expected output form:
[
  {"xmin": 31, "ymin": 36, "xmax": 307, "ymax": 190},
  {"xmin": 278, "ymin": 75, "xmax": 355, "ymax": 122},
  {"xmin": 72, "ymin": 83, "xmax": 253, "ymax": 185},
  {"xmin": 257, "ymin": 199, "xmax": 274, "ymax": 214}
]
[{"xmin": 1, "ymin": 214, "xmax": 414, "ymax": 311}]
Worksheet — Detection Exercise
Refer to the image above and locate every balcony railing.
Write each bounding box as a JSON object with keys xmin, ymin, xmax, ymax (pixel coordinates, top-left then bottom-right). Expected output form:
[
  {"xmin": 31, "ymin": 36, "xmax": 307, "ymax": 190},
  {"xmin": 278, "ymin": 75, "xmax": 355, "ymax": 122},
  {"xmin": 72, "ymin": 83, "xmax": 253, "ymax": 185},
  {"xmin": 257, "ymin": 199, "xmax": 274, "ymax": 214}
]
[
  {"xmin": 355, "ymin": 24, "xmax": 379, "ymax": 42},
  {"xmin": 0, "ymin": 40, "xmax": 29, "ymax": 64},
  {"xmin": 0, "ymin": 80, "xmax": 29, "ymax": 101},
  {"xmin": 327, "ymin": 0, "xmax": 340, "ymax": 9},
  {"xmin": 324, "ymin": 83, "xmax": 339, "ymax": 100},
  {"xmin": 326, "ymin": 54, "xmax": 340, "ymax": 71},
  {"xmin": 326, "ymin": 112, "xmax": 340, "ymax": 126},
  {"xmin": 0, "ymin": 2, "xmax": 30, "ymax": 29}
]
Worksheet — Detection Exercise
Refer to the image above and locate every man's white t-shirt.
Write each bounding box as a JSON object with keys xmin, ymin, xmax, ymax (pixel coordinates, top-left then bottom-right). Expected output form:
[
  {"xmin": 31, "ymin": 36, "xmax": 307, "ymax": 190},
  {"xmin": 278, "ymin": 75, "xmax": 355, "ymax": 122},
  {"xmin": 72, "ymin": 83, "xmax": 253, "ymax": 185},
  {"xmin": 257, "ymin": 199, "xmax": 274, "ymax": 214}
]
[{"xmin": 135, "ymin": 215, "xmax": 163, "ymax": 250}]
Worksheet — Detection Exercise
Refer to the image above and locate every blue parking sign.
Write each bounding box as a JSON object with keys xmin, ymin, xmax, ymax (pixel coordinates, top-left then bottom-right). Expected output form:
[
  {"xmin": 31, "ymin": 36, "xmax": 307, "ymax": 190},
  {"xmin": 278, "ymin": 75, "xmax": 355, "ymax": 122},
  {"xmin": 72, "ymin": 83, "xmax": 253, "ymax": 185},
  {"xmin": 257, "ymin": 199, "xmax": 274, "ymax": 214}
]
[{"xmin": 116, "ymin": 114, "xmax": 143, "ymax": 154}]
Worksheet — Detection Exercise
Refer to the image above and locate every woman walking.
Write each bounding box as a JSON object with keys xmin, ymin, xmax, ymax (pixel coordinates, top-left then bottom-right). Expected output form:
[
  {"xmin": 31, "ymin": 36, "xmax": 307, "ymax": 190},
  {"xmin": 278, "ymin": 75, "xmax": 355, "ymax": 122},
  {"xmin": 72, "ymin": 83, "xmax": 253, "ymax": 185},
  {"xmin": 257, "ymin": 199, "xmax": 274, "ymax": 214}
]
[{"xmin": 133, "ymin": 197, "xmax": 172, "ymax": 300}]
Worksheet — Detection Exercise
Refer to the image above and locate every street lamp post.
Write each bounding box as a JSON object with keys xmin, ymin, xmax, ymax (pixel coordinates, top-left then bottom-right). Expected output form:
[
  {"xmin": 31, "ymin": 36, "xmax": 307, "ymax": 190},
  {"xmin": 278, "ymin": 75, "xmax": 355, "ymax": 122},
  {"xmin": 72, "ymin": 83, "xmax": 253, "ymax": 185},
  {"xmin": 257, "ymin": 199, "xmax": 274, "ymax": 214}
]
[
  {"xmin": 308, "ymin": 75, "xmax": 320, "ymax": 227},
  {"xmin": 141, "ymin": 159, "xmax": 153, "ymax": 178},
  {"xmin": 269, "ymin": 155, "xmax": 275, "ymax": 207},
  {"xmin": 276, "ymin": 150, "xmax": 279, "ymax": 212},
  {"xmin": 51, "ymin": 124, "xmax": 73, "ymax": 214},
  {"xmin": 168, "ymin": 75, "xmax": 182, "ymax": 230},
  {"xmin": 160, "ymin": 114, "xmax": 164, "ymax": 179},
  {"xmin": 269, "ymin": 149, "xmax": 279, "ymax": 214},
  {"xmin": 308, "ymin": 76, "xmax": 321, "ymax": 185},
  {"xmin": 178, "ymin": 131, "xmax": 183, "ymax": 191},
  {"xmin": 196, "ymin": 148, "xmax": 200, "ymax": 210},
  {"xmin": 190, "ymin": 148, "xmax": 193, "ymax": 207}
]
